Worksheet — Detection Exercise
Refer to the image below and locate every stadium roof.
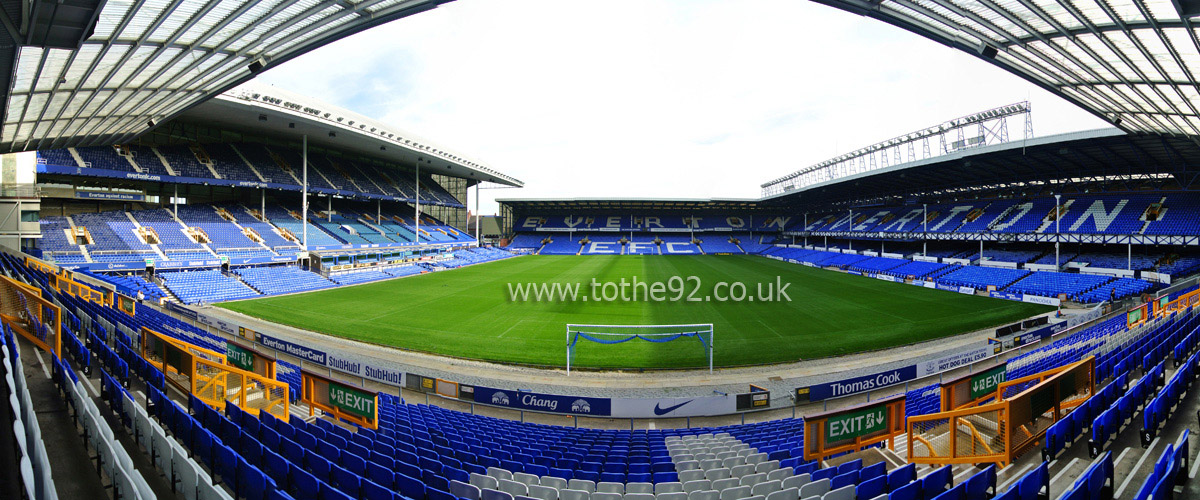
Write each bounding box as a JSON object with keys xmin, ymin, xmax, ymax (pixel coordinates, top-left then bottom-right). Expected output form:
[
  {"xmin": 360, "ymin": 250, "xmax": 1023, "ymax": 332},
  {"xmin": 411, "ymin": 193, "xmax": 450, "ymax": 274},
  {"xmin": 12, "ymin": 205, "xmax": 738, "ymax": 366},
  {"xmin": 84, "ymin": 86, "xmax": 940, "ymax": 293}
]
[
  {"xmin": 760, "ymin": 127, "xmax": 1200, "ymax": 208},
  {"xmin": 0, "ymin": 0, "xmax": 453, "ymax": 153},
  {"xmin": 496, "ymin": 198, "xmax": 771, "ymax": 212},
  {"xmin": 816, "ymin": 0, "xmax": 1200, "ymax": 137},
  {"xmin": 179, "ymin": 82, "xmax": 523, "ymax": 187},
  {"xmin": 502, "ymin": 129, "xmax": 1200, "ymax": 213}
]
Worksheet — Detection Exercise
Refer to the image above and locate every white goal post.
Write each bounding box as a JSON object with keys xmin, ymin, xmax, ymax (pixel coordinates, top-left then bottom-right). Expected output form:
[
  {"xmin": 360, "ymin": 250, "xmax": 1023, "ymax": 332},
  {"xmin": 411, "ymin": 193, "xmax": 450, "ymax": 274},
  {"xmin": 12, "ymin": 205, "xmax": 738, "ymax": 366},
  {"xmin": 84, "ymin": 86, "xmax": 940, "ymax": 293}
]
[{"xmin": 565, "ymin": 323, "xmax": 714, "ymax": 374}]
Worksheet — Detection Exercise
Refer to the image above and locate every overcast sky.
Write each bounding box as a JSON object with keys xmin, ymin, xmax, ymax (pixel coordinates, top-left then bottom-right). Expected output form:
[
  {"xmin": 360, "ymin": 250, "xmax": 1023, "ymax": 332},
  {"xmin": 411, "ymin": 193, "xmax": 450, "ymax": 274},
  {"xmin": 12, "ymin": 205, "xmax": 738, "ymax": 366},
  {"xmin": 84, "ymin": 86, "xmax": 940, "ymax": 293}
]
[{"xmin": 257, "ymin": 0, "xmax": 1112, "ymax": 215}]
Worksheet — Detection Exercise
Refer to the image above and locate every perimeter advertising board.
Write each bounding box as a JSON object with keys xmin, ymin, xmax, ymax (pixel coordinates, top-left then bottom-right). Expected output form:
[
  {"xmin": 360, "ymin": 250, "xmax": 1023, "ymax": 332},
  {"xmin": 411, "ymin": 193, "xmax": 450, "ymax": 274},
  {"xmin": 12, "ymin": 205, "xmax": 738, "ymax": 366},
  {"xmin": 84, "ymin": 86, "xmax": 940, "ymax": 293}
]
[
  {"xmin": 472, "ymin": 385, "xmax": 612, "ymax": 416},
  {"xmin": 611, "ymin": 395, "xmax": 737, "ymax": 417},
  {"xmin": 802, "ymin": 365, "xmax": 917, "ymax": 401},
  {"xmin": 325, "ymin": 351, "xmax": 405, "ymax": 385},
  {"xmin": 257, "ymin": 332, "xmax": 327, "ymax": 364},
  {"xmin": 916, "ymin": 346, "xmax": 992, "ymax": 377}
]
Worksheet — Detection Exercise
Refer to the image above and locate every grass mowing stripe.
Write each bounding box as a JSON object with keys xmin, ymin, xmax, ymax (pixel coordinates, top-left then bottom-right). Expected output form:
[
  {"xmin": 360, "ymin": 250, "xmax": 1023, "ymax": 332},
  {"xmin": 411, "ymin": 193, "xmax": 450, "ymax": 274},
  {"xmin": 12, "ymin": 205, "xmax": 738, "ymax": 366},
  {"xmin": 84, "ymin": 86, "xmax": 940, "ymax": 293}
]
[{"xmin": 219, "ymin": 255, "xmax": 1052, "ymax": 369}]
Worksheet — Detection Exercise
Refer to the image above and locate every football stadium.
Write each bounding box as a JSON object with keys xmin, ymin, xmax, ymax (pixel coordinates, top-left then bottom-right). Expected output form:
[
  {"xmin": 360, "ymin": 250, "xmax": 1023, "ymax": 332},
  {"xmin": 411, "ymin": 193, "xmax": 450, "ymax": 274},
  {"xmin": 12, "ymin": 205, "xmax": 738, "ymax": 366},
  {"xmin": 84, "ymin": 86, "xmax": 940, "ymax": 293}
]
[{"xmin": 3, "ymin": 0, "xmax": 1200, "ymax": 499}]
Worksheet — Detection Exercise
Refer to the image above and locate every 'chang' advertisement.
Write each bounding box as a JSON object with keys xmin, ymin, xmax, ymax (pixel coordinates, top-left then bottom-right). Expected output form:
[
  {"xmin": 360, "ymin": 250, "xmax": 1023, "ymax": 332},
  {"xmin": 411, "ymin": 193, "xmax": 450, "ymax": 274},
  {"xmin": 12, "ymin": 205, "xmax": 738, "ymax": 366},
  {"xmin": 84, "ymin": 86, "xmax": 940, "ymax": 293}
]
[{"xmin": 472, "ymin": 385, "xmax": 612, "ymax": 416}]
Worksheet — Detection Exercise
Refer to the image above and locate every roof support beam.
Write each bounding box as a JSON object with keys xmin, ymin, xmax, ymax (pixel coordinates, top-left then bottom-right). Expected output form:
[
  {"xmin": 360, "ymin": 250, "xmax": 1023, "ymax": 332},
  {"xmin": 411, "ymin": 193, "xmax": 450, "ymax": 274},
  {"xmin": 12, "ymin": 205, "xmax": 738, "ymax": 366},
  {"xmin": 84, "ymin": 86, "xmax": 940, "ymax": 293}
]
[
  {"xmin": 34, "ymin": 0, "xmax": 153, "ymax": 150},
  {"xmin": 1, "ymin": 0, "xmax": 452, "ymax": 152},
  {"xmin": 800, "ymin": 0, "xmax": 1200, "ymax": 140},
  {"xmin": 64, "ymin": 0, "xmax": 275, "ymax": 145},
  {"xmin": 102, "ymin": 0, "xmax": 424, "ymax": 146}
]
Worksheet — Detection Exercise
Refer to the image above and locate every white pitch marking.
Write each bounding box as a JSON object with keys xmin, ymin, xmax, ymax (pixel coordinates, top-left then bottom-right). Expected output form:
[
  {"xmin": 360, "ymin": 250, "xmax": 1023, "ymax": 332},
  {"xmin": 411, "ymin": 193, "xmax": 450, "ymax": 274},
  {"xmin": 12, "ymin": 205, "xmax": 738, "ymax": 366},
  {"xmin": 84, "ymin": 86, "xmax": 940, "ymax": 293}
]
[
  {"xmin": 757, "ymin": 320, "xmax": 784, "ymax": 339},
  {"xmin": 1115, "ymin": 437, "xmax": 1160, "ymax": 499},
  {"xmin": 497, "ymin": 319, "xmax": 525, "ymax": 338}
]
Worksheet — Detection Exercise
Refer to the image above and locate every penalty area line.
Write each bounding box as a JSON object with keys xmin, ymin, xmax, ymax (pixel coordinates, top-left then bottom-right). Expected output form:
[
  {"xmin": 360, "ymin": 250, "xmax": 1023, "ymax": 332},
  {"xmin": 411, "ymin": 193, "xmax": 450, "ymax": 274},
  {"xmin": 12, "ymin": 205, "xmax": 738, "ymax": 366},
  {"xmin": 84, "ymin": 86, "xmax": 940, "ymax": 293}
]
[
  {"xmin": 758, "ymin": 320, "xmax": 785, "ymax": 339},
  {"xmin": 497, "ymin": 319, "xmax": 526, "ymax": 338}
]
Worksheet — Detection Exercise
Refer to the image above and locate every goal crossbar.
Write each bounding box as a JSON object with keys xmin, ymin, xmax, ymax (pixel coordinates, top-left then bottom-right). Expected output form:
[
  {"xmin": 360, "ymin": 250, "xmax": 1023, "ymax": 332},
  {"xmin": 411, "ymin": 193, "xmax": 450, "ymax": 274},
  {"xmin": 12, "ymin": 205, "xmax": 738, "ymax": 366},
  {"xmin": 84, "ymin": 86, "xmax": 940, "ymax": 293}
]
[{"xmin": 566, "ymin": 324, "xmax": 713, "ymax": 373}]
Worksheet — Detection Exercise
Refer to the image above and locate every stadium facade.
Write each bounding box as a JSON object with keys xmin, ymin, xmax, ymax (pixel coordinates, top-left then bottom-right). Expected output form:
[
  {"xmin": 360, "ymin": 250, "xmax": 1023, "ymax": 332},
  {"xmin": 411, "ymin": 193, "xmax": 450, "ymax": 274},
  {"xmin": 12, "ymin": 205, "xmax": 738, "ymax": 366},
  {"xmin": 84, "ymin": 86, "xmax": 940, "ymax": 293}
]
[{"xmin": 11, "ymin": 80, "xmax": 520, "ymax": 277}]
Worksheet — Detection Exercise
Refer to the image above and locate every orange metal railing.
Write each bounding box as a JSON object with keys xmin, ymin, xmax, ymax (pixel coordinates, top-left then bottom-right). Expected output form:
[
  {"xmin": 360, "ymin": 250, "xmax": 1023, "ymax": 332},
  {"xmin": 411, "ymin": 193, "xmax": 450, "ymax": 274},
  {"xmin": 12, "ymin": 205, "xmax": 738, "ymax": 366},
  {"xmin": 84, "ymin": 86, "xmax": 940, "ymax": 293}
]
[{"xmin": 908, "ymin": 357, "xmax": 1093, "ymax": 467}]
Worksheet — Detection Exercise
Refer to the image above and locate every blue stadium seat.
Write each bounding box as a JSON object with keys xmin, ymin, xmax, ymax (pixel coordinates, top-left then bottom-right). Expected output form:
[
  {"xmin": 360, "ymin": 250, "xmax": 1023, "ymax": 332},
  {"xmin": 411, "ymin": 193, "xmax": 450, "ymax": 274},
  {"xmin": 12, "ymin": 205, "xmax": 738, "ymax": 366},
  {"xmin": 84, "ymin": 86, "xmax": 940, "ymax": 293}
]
[
  {"xmin": 239, "ymin": 460, "xmax": 275, "ymax": 500},
  {"xmin": 889, "ymin": 480, "xmax": 920, "ymax": 500},
  {"xmin": 14, "ymin": 245, "xmax": 1197, "ymax": 500},
  {"xmin": 860, "ymin": 461, "xmax": 886, "ymax": 482},
  {"xmin": 992, "ymin": 488, "xmax": 1018, "ymax": 500},
  {"xmin": 289, "ymin": 465, "xmax": 320, "ymax": 500},
  {"xmin": 270, "ymin": 489, "xmax": 298, "ymax": 500},
  {"xmin": 263, "ymin": 449, "xmax": 290, "ymax": 491},
  {"xmin": 332, "ymin": 464, "xmax": 361, "ymax": 498},
  {"xmin": 320, "ymin": 481, "xmax": 355, "ymax": 500},
  {"xmin": 429, "ymin": 488, "xmax": 459, "ymax": 500},
  {"xmin": 887, "ymin": 463, "xmax": 916, "ymax": 492},
  {"xmin": 397, "ymin": 472, "xmax": 426, "ymax": 500},
  {"xmin": 241, "ymin": 433, "xmax": 264, "ymax": 465},
  {"xmin": 931, "ymin": 484, "xmax": 965, "ymax": 500},
  {"xmin": 218, "ymin": 444, "xmax": 239, "ymax": 492},
  {"xmin": 343, "ymin": 453, "xmax": 367, "ymax": 476},
  {"xmin": 306, "ymin": 451, "xmax": 332, "ymax": 482},
  {"xmin": 366, "ymin": 462, "xmax": 394, "ymax": 489},
  {"xmin": 920, "ymin": 465, "xmax": 952, "ymax": 498},
  {"xmin": 812, "ymin": 467, "xmax": 836, "ymax": 481},
  {"xmin": 836, "ymin": 459, "xmax": 862, "ymax": 476},
  {"xmin": 855, "ymin": 475, "xmax": 885, "ymax": 499},
  {"xmin": 1013, "ymin": 462, "xmax": 1048, "ymax": 500},
  {"xmin": 830, "ymin": 471, "xmax": 857, "ymax": 490},
  {"xmin": 192, "ymin": 427, "xmax": 215, "ymax": 469},
  {"xmin": 363, "ymin": 479, "xmax": 397, "ymax": 500},
  {"xmin": 963, "ymin": 465, "xmax": 995, "ymax": 500}
]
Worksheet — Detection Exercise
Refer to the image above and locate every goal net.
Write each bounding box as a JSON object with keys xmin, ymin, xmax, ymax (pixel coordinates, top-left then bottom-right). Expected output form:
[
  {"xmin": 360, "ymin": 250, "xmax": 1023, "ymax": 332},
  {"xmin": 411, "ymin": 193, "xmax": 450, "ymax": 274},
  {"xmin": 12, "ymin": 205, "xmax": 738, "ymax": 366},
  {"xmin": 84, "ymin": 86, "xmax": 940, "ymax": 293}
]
[{"xmin": 566, "ymin": 323, "xmax": 714, "ymax": 373}]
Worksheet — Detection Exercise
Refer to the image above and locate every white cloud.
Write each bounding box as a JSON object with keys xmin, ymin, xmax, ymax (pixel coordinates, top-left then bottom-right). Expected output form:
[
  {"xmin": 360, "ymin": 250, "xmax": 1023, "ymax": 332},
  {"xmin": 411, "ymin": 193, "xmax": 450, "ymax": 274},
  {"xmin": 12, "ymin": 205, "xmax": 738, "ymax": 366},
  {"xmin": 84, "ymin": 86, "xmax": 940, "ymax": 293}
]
[{"xmin": 258, "ymin": 0, "xmax": 1111, "ymax": 214}]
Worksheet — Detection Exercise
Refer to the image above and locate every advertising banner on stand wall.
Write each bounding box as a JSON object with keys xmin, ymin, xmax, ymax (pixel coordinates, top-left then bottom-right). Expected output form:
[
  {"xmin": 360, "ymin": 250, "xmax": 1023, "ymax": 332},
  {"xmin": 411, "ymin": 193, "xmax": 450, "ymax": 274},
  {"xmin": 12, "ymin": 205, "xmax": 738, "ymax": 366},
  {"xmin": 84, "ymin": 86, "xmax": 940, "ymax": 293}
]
[
  {"xmin": 610, "ymin": 396, "xmax": 737, "ymax": 418},
  {"xmin": 472, "ymin": 385, "xmax": 612, "ymax": 416}
]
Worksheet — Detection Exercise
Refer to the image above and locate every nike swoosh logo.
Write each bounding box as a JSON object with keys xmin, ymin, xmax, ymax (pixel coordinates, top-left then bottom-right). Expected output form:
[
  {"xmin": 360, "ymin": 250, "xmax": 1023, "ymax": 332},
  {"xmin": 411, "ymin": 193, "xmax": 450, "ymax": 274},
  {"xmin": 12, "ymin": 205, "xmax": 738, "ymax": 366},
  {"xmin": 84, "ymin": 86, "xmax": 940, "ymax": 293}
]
[{"xmin": 654, "ymin": 400, "xmax": 694, "ymax": 416}]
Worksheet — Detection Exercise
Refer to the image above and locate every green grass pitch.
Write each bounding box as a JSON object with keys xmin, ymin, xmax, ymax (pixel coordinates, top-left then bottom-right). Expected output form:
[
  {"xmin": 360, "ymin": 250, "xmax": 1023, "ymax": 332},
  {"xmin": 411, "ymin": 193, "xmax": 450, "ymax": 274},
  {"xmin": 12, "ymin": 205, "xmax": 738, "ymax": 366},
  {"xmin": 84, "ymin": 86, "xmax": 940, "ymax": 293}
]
[{"xmin": 218, "ymin": 255, "xmax": 1053, "ymax": 369}]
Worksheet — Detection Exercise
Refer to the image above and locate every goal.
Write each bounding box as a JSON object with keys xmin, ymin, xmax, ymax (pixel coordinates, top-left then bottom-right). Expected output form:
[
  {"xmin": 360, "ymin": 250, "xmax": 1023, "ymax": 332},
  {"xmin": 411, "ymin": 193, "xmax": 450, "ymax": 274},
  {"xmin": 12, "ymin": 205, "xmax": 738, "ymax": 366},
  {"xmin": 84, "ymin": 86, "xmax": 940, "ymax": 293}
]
[{"xmin": 566, "ymin": 323, "xmax": 714, "ymax": 374}]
